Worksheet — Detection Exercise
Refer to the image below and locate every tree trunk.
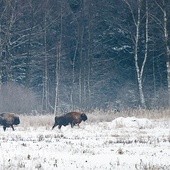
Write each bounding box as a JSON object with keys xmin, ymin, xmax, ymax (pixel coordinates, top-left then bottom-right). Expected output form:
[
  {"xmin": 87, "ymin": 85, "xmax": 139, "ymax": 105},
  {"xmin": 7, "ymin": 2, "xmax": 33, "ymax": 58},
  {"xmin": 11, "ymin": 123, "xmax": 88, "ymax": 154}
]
[
  {"xmin": 54, "ymin": 44, "xmax": 61, "ymax": 115},
  {"xmin": 134, "ymin": 0, "xmax": 146, "ymax": 108},
  {"xmin": 163, "ymin": 3, "xmax": 170, "ymax": 106},
  {"xmin": 123, "ymin": 0, "xmax": 147, "ymax": 108},
  {"xmin": 0, "ymin": 23, "xmax": 2, "ymax": 86},
  {"xmin": 78, "ymin": 2, "xmax": 85, "ymax": 109},
  {"xmin": 86, "ymin": 0, "xmax": 92, "ymax": 110},
  {"xmin": 155, "ymin": 0, "xmax": 170, "ymax": 106},
  {"xmin": 54, "ymin": 0, "xmax": 62, "ymax": 115},
  {"xmin": 70, "ymin": 40, "xmax": 78, "ymax": 110},
  {"xmin": 42, "ymin": 8, "xmax": 49, "ymax": 112}
]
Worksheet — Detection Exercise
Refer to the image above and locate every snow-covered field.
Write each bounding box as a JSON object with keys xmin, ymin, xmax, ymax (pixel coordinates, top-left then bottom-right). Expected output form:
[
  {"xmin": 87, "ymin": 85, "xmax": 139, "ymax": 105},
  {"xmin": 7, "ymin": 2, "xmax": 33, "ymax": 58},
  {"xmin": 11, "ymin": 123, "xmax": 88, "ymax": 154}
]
[{"xmin": 0, "ymin": 115, "xmax": 170, "ymax": 170}]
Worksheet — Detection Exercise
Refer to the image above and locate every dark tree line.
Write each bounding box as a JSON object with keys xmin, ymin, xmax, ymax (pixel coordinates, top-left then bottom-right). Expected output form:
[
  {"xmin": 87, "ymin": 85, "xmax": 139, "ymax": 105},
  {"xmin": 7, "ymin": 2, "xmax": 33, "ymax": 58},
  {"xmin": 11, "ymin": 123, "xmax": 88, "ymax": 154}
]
[{"xmin": 0, "ymin": 0, "xmax": 169, "ymax": 113}]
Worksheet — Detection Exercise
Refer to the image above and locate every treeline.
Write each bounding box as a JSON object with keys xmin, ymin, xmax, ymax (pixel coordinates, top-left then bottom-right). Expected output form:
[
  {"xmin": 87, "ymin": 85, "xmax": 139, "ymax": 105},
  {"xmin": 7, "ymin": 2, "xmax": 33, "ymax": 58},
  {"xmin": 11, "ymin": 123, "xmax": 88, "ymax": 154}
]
[{"xmin": 0, "ymin": 0, "xmax": 169, "ymax": 113}]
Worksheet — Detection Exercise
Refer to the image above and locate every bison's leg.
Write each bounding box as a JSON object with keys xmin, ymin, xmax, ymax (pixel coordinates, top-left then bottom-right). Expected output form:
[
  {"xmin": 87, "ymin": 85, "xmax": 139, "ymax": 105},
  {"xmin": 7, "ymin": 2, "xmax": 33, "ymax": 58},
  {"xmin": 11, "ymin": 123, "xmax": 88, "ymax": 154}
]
[
  {"xmin": 52, "ymin": 124, "xmax": 56, "ymax": 130},
  {"xmin": 71, "ymin": 122, "xmax": 75, "ymax": 128},
  {"xmin": 58, "ymin": 125, "xmax": 62, "ymax": 129},
  {"xmin": 11, "ymin": 125, "xmax": 15, "ymax": 131},
  {"xmin": 3, "ymin": 126, "xmax": 6, "ymax": 131}
]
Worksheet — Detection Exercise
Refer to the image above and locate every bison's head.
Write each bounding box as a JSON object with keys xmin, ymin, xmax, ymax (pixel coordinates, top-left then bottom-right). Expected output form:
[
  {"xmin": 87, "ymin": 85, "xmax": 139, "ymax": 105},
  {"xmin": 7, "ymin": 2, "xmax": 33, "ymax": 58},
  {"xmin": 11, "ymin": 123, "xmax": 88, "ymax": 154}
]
[
  {"xmin": 14, "ymin": 116, "xmax": 20, "ymax": 125},
  {"xmin": 81, "ymin": 113, "xmax": 87, "ymax": 121}
]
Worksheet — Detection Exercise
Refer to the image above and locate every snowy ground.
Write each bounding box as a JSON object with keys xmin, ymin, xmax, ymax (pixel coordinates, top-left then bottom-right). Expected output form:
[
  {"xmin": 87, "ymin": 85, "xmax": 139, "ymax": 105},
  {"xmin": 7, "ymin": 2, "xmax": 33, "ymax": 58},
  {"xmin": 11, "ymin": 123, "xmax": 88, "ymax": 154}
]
[{"xmin": 0, "ymin": 116, "xmax": 170, "ymax": 170}]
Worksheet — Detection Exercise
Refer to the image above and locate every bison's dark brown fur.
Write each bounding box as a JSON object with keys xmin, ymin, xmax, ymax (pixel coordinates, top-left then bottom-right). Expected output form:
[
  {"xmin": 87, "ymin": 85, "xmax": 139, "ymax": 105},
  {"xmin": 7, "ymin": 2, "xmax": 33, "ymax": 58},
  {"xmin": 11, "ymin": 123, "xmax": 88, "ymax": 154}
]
[
  {"xmin": 52, "ymin": 112, "xmax": 87, "ymax": 129},
  {"xmin": 0, "ymin": 113, "xmax": 20, "ymax": 131}
]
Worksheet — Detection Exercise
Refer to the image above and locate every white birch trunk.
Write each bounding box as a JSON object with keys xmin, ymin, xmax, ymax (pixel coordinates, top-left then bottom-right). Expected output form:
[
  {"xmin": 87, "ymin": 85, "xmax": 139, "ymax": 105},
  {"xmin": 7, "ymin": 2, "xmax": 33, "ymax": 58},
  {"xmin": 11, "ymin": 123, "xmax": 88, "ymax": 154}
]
[
  {"xmin": 0, "ymin": 24, "xmax": 2, "ymax": 86},
  {"xmin": 134, "ymin": 0, "xmax": 146, "ymax": 108},
  {"xmin": 42, "ymin": 9, "xmax": 49, "ymax": 112},
  {"xmin": 124, "ymin": 0, "xmax": 147, "ymax": 108},
  {"xmin": 54, "ymin": 1, "xmax": 62, "ymax": 115},
  {"xmin": 155, "ymin": 0, "xmax": 170, "ymax": 106},
  {"xmin": 87, "ymin": 1, "xmax": 92, "ymax": 109},
  {"xmin": 163, "ymin": 4, "xmax": 170, "ymax": 106},
  {"xmin": 70, "ymin": 40, "xmax": 78, "ymax": 110},
  {"xmin": 54, "ymin": 44, "xmax": 61, "ymax": 115},
  {"xmin": 78, "ymin": 17, "xmax": 84, "ymax": 108}
]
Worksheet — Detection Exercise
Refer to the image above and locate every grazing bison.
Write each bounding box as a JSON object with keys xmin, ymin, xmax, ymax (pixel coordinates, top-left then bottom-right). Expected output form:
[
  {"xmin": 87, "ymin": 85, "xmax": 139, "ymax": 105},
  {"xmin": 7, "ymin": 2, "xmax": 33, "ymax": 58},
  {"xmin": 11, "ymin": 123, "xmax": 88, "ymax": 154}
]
[
  {"xmin": 52, "ymin": 112, "xmax": 87, "ymax": 129},
  {"xmin": 0, "ymin": 113, "xmax": 20, "ymax": 131}
]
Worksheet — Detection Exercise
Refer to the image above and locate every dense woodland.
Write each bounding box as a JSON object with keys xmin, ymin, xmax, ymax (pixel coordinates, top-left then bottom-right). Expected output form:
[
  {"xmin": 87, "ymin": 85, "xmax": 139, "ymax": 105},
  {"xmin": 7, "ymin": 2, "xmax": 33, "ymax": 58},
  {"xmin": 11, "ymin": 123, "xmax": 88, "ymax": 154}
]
[{"xmin": 0, "ymin": 0, "xmax": 170, "ymax": 114}]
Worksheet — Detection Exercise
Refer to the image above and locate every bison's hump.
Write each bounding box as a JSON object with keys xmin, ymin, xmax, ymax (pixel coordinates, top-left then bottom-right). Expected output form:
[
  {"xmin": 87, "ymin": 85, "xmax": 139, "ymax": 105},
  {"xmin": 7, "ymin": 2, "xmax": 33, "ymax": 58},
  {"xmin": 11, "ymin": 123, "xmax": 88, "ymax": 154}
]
[{"xmin": 0, "ymin": 112, "xmax": 16, "ymax": 118}]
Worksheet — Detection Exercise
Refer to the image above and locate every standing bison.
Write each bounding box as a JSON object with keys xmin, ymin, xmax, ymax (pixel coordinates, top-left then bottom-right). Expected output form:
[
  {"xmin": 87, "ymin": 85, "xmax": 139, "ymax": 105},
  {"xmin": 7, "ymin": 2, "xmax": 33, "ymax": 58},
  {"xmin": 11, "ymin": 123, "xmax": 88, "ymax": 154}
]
[
  {"xmin": 52, "ymin": 112, "xmax": 87, "ymax": 129},
  {"xmin": 0, "ymin": 113, "xmax": 20, "ymax": 131}
]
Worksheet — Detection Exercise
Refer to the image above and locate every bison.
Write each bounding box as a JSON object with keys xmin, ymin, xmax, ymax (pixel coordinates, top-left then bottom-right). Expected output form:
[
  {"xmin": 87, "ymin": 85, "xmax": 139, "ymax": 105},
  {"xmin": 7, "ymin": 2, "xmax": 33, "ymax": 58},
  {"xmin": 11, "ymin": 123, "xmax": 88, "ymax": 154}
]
[
  {"xmin": 0, "ymin": 113, "xmax": 20, "ymax": 131},
  {"xmin": 52, "ymin": 112, "xmax": 87, "ymax": 129}
]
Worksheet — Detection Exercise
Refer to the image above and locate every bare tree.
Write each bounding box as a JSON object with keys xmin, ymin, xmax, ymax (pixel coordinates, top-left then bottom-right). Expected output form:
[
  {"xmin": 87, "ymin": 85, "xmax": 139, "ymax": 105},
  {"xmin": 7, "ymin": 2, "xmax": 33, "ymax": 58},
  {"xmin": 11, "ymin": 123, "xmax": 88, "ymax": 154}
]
[
  {"xmin": 0, "ymin": 0, "xmax": 15, "ymax": 83},
  {"xmin": 54, "ymin": 0, "xmax": 63, "ymax": 115},
  {"xmin": 70, "ymin": 39, "xmax": 78, "ymax": 110},
  {"xmin": 0, "ymin": 22, "xmax": 2, "ymax": 86},
  {"xmin": 42, "ymin": 0, "xmax": 49, "ymax": 112},
  {"xmin": 154, "ymin": 0, "xmax": 170, "ymax": 106},
  {"xmin": 123, "ymin": 0, "xmax": 148, "ymax": 108},
  {"xmin": 86, "ymin": 0, "xmax": 92, "ymax": 109},
  {"xmin": 54, "ymin": 43, "xmax": 61, "ymax": 115},
  {"xmin": 69, "ymin": 0, "xmax": 86, "ymax": 109}
]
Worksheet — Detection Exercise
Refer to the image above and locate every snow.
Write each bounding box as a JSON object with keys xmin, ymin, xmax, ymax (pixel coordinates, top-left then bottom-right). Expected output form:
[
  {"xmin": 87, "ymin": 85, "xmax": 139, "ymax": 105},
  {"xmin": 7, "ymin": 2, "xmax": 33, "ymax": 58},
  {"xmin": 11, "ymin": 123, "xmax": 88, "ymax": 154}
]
[
  {"xmin": 0, "ymin": 117, "xmax": 170, "ymax": 170},
  {"xmin": 110, "ymin": 117, "xmax": 153, "ymax": 129}
]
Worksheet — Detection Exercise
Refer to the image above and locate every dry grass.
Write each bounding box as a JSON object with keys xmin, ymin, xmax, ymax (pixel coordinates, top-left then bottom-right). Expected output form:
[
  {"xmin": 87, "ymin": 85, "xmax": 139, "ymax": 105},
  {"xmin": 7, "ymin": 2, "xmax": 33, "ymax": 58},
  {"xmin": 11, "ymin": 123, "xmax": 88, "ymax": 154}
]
[
  {"xmin": 19, "ymin": 114, "xmax": 54, "ymax": 129},
  {"xmin": 17, "ymin": 109, "xmax": 170, "ymax": 127},
  {"xmin": 87, "ymin": 108, "xmax": 170, "ymax": 123}
]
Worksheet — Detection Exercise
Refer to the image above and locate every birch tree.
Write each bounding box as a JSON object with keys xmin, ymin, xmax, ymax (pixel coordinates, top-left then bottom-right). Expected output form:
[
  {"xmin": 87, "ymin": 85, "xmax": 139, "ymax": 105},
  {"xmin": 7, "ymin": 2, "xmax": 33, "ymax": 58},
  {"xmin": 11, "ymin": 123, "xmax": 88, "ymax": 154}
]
[
  {"xmin": 42, "ymin": 0, "xmax": 49, "ymax": 112},
  {"xmin": 54, "ymin": 43, "xmax": 61, "ymax": 115},
  {"xmin": 123, "ymin": 0, "xmax": 148, "ymax": 108},
  {"xmin": 54, "ymin": 0, "xmax": 63, "ymax": 115},
  {"xmin": 70, "ymin": 39, "xmax": 78, "ymax": 110},
  {"xmin": 154, "ymin": 0, "xmax": 170, "ymax": 106},
  {"xmin": 0, "ymin": 0, "xmax": 15, "ymax": 83},
  {"xmin": 86, "ymin": 0, "xmax": 92, "ymax": 109}
]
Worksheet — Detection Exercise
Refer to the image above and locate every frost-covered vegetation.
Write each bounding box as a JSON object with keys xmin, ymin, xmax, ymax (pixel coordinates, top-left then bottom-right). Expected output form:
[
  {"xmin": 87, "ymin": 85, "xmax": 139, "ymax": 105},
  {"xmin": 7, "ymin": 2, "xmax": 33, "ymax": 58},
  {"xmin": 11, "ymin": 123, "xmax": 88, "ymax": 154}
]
[{"xmin": 0, "ymin": 110, "xmax": 170, "ymax": 170}]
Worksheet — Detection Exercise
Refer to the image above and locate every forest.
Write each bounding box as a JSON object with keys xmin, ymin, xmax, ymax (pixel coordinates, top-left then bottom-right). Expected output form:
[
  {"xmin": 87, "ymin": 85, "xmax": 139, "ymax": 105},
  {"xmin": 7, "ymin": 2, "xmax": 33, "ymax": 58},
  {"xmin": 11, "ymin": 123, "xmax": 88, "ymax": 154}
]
[{"xmin": 0, "ymin": 0, "xmax": 169, "ymax": 114}]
